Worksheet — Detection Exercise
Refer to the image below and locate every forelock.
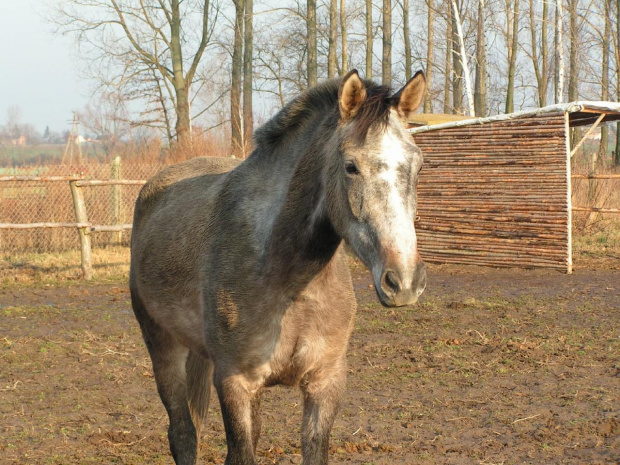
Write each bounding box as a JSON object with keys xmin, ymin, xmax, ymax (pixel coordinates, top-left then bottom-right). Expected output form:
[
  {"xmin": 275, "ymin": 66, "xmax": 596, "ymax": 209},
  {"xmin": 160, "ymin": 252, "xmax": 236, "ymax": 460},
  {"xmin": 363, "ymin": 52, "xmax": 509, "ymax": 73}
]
[{"xmin": 350, "ymin": 83, "xmax": 392, "ymax": 144}]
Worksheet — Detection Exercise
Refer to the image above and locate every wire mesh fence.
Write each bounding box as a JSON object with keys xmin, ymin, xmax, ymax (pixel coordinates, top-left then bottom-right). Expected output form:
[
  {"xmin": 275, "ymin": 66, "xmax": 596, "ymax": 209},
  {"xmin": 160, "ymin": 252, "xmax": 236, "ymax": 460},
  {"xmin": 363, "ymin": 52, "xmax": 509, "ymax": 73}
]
[{"xmin": 0, "ymin": 161, "xmax": 164, "ymax": 254}]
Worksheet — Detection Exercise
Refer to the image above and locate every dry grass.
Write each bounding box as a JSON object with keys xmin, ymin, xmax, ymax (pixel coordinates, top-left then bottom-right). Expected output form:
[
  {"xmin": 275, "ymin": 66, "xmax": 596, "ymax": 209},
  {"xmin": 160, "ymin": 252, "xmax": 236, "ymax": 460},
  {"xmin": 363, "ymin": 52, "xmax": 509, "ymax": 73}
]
[{"xmin": 0, "ymin": 246, "xmax": 129, "ymax": 287}]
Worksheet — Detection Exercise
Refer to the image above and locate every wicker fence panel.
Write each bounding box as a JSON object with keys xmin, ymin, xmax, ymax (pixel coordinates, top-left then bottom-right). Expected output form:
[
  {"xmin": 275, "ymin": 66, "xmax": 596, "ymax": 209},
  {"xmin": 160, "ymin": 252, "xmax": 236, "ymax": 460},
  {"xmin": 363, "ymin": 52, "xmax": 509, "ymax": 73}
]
[{"xmin": 413, "ymin": 113, "xmax": 570, "ymax": 270}]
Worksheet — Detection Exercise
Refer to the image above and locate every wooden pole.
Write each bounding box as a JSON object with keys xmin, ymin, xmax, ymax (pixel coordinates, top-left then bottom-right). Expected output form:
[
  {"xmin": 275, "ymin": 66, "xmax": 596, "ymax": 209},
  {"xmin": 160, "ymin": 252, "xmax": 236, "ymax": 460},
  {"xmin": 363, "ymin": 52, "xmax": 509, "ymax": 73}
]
[
  {"xmin": 110, "ymin": 156, "xmax": 123, "ymax": 245},
  {"xmin": 564, "ymin": 111, "xmax": 572, "ymax": 273},
  {"xmin": 69, "ymin": 180, "xmax": 93, "ymax": 280}
]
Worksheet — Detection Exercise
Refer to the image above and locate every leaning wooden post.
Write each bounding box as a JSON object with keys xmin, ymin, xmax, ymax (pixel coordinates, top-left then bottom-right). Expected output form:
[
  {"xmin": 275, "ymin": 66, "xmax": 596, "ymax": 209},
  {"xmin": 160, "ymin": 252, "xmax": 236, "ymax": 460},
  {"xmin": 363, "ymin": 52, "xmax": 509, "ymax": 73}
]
[
  {"xmin": 110, "ymin": 156, "xmax": 123, "ymax": 245},
  {"xmin": 69, "ymin": 180, "xmax": 93, "ymax": 280}
]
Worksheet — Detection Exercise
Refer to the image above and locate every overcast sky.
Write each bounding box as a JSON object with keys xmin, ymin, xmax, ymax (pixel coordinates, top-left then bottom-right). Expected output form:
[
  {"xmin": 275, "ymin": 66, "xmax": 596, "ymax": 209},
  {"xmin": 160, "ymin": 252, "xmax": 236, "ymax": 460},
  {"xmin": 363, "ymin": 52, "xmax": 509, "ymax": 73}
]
[{"xmin": 0, "ymin": 0, "xmax": 89, "ymax": 133}]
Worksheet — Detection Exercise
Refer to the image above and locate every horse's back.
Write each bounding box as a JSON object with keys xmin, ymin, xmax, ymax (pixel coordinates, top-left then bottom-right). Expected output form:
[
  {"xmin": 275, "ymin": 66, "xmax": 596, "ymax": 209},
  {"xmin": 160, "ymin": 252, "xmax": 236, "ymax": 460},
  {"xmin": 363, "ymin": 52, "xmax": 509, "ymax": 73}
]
[{"xmin": 134, "ymin": 156, "xmax": 241, "ymax": 223}]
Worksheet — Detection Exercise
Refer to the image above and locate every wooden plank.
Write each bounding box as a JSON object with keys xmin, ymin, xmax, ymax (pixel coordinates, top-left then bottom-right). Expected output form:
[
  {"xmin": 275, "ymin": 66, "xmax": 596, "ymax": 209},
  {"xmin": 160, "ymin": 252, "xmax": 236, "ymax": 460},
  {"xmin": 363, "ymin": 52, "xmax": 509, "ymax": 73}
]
[
  {"xmin": 89, "ymin": 224, "xmax": 134, "ymax": 232},
  {"xmin": 571, "ymin": 174, "xmax": 620, "ymax": 179},
  {"xmin": 572, "ymin": 207, "xmax": 620, "ymax": 213},
  {"xmin": 0, "ymin": 175, "xmax": 82, "ymax": 182},
  {"xmin": 75, "ymin": 180, "xmax": 147, "ymax": 187},
  {"xmin": 0, "ymin": 222, "xmax": 90, "ymax": 229}
]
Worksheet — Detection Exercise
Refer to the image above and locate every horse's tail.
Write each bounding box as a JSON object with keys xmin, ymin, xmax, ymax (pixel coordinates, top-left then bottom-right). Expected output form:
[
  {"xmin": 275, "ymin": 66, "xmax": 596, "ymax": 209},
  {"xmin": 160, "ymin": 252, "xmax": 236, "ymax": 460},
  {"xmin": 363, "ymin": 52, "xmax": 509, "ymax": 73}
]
[{"xmin": 186, "ymin": 350, "xmax": 214, "ymax": 437}]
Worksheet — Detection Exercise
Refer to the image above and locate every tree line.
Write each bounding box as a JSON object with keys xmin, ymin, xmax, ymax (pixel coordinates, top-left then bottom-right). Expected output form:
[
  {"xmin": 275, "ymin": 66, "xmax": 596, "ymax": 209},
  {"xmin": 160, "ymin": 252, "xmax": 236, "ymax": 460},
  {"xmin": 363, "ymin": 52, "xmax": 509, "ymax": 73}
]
[{"xmin": 53, "ymin": 0, "xmax": 620, "ymax": 162}]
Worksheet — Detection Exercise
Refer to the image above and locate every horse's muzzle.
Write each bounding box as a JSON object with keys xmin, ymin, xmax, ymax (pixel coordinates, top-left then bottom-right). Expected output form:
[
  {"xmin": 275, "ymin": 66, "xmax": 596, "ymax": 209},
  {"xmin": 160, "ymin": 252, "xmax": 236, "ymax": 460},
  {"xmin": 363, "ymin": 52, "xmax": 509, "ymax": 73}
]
[{"xmin": 377, "ymin": 261, "xmax": 427, "ymax": 307}]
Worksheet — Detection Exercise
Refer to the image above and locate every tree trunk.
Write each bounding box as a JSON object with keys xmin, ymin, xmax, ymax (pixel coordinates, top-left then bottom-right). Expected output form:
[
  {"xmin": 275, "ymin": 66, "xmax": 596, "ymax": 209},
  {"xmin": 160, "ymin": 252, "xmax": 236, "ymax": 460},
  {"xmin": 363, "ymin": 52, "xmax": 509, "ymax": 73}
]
[
  {"xmin": 451, "ymin": 0, "xmax": 464, "ymax": 114},
  {"xmin": 243, "ymin": 0, "xmax": 254, "ymax": 156},
  {"xmin": 424, "ymin": 0, "xmax": 434, "ymax": 113},
  {"xmin": 382, "ymin": 0, "xmax": 392, "ymax": 86},
  {"xmin": 328, "ymin": 0, "xmax": 337, "ymax": 78},
  {"xmin": 528, "ymin": 0, "xmax": 549, "ymax": 107},
  {"xmin": 366, "ymin": 0, "xmax": 373, "ymax": 79},
  {"xmin": 231, "ymin": 0, "xmax": 244, "ymax": 157},
  {"xmin": 554, "ymin": 0, "xmax": 565, "ymax": 103},
  {"xmin": 403, "ymin": 0, "xmax": 411, "ymax": 78},
  {"xmin": 505, "ymin": 0, "xmax": 520, "ymax": 114},
  {"xmin": 307, "ymin": 0, "xmax": 318, "ymax": 86},
  {"xmin": 341, "ymin": 0, "xmax": 348, "ymax": 73},
  {"xmin": 567, "ymin": 0, "xmax": 578, "ymax": 102},
  {"xmin": 540, "ymin": 0, "xmax": 549, "ymax": 106},
  {"xmin": 616, "ymin": 0, "xmax": 620, "ymax": 165},
  {"xmin": 474, "ymin": 0, "xmax": 486, "ymax": 116},
  {"xmin": 444, "ymin": 3, "xmax": 452, "ymax": 113},
  {"xmin": 599, "ymin": 0, "xmax": 610, "ymax": 162},
  {"xmin": 452, "ymin": 0, "xmax": 474, "ymax": 116},
  {"xmin": 170, "ymin": 0, "xmax": 191, "ymax": 149}
]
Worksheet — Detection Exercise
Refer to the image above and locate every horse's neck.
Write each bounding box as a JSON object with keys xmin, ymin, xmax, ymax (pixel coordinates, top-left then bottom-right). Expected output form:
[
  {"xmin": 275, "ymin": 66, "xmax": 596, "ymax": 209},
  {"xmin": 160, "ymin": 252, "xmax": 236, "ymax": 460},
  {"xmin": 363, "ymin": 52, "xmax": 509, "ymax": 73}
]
[{"xmin": 260, "ymin": 143, "xmax": 341, "ymax": 290}]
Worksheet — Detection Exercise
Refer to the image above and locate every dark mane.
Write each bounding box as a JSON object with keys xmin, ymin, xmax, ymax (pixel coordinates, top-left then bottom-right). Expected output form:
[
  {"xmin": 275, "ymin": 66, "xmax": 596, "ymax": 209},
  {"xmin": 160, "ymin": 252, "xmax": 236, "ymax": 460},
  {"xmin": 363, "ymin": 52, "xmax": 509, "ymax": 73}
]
[{"xmin": 253, "ymin": 78, "xmax": 392, "ymax": 151}]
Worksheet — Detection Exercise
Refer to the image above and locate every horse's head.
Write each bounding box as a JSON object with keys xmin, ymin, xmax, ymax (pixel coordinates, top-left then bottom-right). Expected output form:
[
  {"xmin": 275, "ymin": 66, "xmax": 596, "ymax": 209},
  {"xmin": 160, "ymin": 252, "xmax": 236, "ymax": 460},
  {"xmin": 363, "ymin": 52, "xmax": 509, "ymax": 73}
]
[{"xmin": 326, "ymin": 70, "xmax": 427, "ymax": 307}]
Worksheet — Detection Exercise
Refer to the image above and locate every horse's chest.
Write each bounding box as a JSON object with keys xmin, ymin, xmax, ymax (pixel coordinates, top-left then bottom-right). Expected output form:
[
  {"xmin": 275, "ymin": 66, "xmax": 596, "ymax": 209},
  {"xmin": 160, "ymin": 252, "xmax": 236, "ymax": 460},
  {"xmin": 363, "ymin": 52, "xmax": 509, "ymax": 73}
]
[{"xmin": 264, "ymin": 293, "xmax": 355, "ymax": 386}]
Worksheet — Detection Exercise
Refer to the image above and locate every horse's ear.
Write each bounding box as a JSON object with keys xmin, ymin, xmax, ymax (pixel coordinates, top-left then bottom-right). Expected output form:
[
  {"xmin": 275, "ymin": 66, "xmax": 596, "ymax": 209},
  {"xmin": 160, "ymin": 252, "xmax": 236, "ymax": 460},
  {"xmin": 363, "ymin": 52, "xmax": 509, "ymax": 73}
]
[
  {"xmin": 391, "ymin": 70, "xmax": 426, "ymax": 120},
  {"xmin": 338, "ymin": 69, "xmax": 367, "ymax": 120}
]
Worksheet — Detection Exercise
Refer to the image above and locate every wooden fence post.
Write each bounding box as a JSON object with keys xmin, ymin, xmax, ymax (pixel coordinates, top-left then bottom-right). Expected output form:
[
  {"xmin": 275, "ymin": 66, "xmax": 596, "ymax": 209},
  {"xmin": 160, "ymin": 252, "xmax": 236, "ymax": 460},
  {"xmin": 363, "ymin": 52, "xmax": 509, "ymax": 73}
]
[
  {"xmin": 110, "ymin": 156, "xmax": 122, "ymax": 245},
  {"xmin": 69, "ymin": 180, "xmax": 93, "ymax": 280}
]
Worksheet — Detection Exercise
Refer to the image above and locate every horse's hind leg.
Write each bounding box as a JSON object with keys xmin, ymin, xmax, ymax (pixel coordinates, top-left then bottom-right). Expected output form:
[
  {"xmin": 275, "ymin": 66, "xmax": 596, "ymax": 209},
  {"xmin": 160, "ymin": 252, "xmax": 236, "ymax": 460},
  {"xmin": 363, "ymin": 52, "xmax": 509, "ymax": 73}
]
[{"xmin": 132, "ymin": 295, "xmax": 197, "ymax": 464}]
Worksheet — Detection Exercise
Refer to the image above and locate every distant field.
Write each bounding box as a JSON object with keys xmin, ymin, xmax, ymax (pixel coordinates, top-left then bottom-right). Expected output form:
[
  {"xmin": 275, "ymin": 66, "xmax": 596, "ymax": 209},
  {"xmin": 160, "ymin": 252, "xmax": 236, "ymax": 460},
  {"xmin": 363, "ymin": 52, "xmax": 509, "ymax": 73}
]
[{"xmin": 0, "ymin": 144, "xmax": 105, "ymax": 166}]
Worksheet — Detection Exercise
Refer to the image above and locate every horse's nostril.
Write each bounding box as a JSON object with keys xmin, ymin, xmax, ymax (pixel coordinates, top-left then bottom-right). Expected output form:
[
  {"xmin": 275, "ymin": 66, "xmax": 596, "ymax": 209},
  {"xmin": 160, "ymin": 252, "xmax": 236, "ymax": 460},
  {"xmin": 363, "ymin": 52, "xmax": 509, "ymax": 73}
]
[{"xmin": 382, "ymin": 270, "xmax": 402, "ymax": 294}]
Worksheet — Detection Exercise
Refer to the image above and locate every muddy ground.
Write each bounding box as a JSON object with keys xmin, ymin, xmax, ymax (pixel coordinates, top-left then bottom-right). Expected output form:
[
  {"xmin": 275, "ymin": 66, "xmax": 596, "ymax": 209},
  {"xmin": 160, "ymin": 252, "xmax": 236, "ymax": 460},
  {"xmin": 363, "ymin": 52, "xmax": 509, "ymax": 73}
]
[{"xmin": 1, "ymin": 260, "xmax": 619, "ymax": 464}]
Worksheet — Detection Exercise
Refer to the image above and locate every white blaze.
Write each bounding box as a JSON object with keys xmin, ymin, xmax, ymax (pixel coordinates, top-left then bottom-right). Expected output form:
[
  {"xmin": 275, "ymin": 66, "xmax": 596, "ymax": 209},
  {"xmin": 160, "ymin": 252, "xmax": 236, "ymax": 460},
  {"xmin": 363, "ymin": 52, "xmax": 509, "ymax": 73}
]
[{"xmin": 376, "ymin": 124, "xmax": 418, "ymax": 279}]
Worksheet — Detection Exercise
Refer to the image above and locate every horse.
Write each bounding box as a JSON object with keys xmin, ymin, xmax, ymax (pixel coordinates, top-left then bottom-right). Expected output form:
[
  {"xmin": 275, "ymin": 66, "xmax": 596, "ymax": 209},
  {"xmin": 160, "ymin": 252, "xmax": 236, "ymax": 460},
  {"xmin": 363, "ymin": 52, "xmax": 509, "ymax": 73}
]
[{"xmin": 129, "ymin": 69, "xmax": 427, "ymax": 465}]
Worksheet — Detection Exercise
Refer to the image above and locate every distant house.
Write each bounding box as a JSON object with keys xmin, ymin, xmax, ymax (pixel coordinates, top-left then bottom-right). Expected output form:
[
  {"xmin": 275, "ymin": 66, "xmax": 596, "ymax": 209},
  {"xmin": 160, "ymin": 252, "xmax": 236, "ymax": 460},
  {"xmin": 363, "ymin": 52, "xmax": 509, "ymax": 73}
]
[
  {"xmin": 66, "ymin": 134, "xmax": 86, "ymax": 145},
  {"xmin": 10, "ymin": 135, "xmax": 27, "ymax": 146}
]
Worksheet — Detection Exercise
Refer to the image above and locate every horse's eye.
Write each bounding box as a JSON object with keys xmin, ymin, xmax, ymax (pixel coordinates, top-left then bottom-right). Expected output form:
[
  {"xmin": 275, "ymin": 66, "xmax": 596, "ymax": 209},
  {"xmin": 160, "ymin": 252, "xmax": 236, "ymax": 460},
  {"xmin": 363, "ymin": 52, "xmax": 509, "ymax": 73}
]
[{"xmin": 344, "ymin": 161, "xmax": 360, "ymax": 176}]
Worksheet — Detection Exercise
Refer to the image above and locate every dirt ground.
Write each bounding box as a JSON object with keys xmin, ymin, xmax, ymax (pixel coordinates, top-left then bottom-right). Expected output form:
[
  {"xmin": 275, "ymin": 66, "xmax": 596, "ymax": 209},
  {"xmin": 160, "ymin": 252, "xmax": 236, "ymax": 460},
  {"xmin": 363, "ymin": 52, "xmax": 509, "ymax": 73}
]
[{"xmin": 1, "ymin": 260, "xmax": 619, "ymax": 465}]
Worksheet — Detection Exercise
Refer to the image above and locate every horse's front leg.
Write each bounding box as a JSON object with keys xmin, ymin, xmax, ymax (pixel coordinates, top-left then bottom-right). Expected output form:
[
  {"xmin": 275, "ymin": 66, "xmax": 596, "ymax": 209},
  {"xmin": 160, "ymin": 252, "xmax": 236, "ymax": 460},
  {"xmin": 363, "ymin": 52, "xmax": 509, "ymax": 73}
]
[
  {"xmin": 300, "ymin": 362, "xmax": 347, "ymax": 465},
  {"xmin": 214, "ymin": 371, "xmax": 261, "ymax": 465}
]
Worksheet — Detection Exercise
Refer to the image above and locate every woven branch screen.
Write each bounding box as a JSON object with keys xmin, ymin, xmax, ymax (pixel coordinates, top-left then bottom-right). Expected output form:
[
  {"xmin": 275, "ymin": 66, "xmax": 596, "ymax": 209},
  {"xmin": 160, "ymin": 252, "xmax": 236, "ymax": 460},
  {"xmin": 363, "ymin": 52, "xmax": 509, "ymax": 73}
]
[{"xmin": 412, "ymin": 113, "xmax": 571, "ymax": 272}]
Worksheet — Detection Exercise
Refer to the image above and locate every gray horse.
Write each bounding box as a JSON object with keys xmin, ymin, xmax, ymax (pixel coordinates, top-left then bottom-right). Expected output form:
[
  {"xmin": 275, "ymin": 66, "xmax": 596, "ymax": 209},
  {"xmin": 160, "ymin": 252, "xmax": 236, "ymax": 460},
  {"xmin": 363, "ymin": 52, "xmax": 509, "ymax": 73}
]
[{"xmin": 130, "ymin": 70, "xmax": 427, "ymax": 465}]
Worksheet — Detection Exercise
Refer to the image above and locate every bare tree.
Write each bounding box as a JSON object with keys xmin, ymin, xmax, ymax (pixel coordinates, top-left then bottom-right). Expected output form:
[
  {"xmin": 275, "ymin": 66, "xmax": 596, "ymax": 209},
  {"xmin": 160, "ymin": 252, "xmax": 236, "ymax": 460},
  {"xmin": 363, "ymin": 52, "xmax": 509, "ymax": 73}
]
[
  {"xmin": 474, "ymin": 0, "xmax": 487, "ymax": 116},
  {"xmin": 366, "ymin": 0, "xmax": 373, "ymax": 79},
  {"xmin": 599, "ymin": 0, "xmax": 610, "ymax": 160},
  {"xmin": 341, "ymin": 0, "xmax": 348, "ymax": 73},
  {"xmin": 53, "ymin": 0, "xmax": 215, "ymax": 148},
  {"xmin": 505, "ymin": 0, "xmax": 521, "ymax": 113},
  {"xmin": 308, "ymin": 0, "xmax": 318, "ymax": 86},
  {"xmin": 528, "ymin": 0, "xmax": 550, "ymax": 106},
  {"xmin": 616, "ymin": 0, "xmax": 620, "ymax": 165},
  {"xmin": 444, "ymin": 3, "xmax": 453, "ymax": 113},
  {"xmin": 423, "ymin": 0, "xmax": 435, "ymax": 112},
  {"xmin": 383, "ymin": 0, "xmax": 392, "ymax": 85},
  {"xmin": 243, "ymin": 0, "xmax": 254, "ymax": 154},
  {"xmin": 567, "ymin": 0, "xmax": 579, "ymax": 102},
  {"xmin": 403, "ymin": 0, "xmax": 412, "ymax": 78},
  {"xmin": 6, "ymin": 105, "xmax": 22, "ymax": 139},
  {"xmin": 329, "ymin": 0, "xmax": 338, "ymax": 78},
  {"xmin": 555, "ymin": 0, "xmax": 566, "ymax": 103},
  {"xmin": 78, "ymin": 92, "xmax": 131, "ymax": 155},
  {"xmin": 231, "ymin": 0, "xmax": 244, "ymax": 157},
  {"xmin": 450, "ymin": 0, "xmax": 464, "ymax": 113}
]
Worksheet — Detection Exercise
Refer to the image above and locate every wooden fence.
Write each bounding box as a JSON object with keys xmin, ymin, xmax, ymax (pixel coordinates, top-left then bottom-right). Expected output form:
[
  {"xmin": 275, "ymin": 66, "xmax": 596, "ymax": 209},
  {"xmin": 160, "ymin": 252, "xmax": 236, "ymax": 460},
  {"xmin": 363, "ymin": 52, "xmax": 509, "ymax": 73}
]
[
  {"xmin": 0, "ymin": 174, "xmax": 145, "ymax": 279},
  {"xmin": 412, "ymin": 113, "xmax": 573, "ymax": 272}
]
